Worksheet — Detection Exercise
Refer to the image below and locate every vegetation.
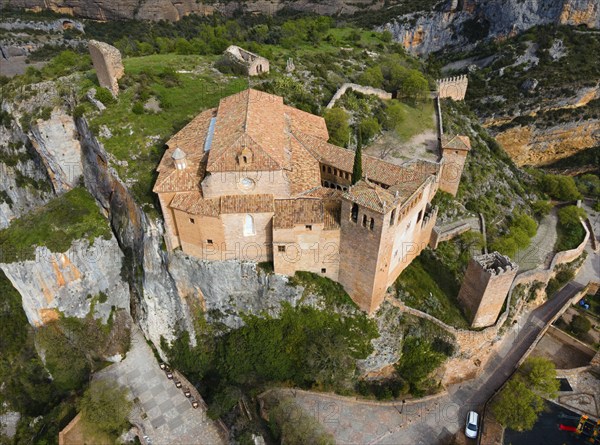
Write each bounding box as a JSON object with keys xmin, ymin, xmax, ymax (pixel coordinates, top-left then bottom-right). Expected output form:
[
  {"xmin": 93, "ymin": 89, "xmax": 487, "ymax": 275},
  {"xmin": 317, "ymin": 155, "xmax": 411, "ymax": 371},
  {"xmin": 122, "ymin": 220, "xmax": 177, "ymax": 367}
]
[
  {"xmin": 396, "ymin": 239, "xmax": 482, "ymax": 329},
  {"xmin": 266, "ymin": 395, "xmax": 335, "ymax": 445},
  {"xmin": 569, "ymin": 314, "xmax": 592, "ymax": 337},
  {"xmin": 493, "ymin": 357, "xmax": 559, "ymax": 432},
  {"xmin": 79, "ymin": 380, "xmax": 131, "ymax": 440},
  {"xmin": 352, "ymin": 137, "xmax": 363, "ymax": 184},
  {"xmin": 0, "ymin": 187, "xmax": 112, "ymax": 262},
  {"xmin": 324, "ymin": 107, "xmax": 350, "ymax": 147},
  {"xmin": 539, "ymin": 174, "xmax": 582, "ymax": 202},
  {"xmin": 556, "ymin": 205, "xmax": 587, "ymax": 251},
  {"xmin": 490, "ymin": 212, "xmax": 537, "ymax": 258},
  {"xmin": 395, "ymin": 337, "xmax": 447, "ymax": 396}
]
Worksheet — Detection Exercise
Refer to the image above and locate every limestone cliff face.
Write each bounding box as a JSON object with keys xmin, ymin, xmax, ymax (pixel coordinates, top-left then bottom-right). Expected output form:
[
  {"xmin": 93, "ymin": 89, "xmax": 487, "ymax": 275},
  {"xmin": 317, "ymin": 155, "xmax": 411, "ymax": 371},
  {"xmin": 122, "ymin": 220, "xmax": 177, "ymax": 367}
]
[
  {"xmin": 492, "ymin": 119, "xmax": 600, "ymax": 166},
  {"xmin": 0, "ymin": 237, "xmax": 129, "ymax": 326},
  {"xmin": 0, "ymin": 0, "xmax": 379, "ymax": 22},
  {"xmin": 384, "ymin": 0, "xmax": 600, "ymax": 55},
  {"xmin": 0, "ymin": 110, "xmax": 54, "ymax": 229}
]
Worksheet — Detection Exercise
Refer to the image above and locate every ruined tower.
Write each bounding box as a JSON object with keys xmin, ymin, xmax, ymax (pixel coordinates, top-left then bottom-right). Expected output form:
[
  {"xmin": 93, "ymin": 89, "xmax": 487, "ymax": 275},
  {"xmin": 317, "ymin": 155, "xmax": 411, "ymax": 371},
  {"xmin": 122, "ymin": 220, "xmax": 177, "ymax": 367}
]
[
  {"xmin": 439, "ymin": 134, "xmax": 470, "ymax": 197},
  {"xmin": 88, "ymin": 40, "xmax": 124, "ymax": 96},
  {"xmin": 458, "ymin": 252, "xmax": 518, "ymax": 328},
  {"xmin": 436, "ymin": 75, "xmax": 468, "ymax": 101}
]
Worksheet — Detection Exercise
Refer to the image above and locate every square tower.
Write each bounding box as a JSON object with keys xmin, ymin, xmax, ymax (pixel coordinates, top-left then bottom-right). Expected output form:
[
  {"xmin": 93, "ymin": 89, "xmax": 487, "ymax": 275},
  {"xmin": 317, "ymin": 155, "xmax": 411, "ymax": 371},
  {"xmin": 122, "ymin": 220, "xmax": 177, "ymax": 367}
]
[
  {"xmin": 458, "ymin": 252, "xmax": 518, "ymax": 328},
  {"xmin": 439, "ymin": 134, "xmax": 470, "ymax": 197}
]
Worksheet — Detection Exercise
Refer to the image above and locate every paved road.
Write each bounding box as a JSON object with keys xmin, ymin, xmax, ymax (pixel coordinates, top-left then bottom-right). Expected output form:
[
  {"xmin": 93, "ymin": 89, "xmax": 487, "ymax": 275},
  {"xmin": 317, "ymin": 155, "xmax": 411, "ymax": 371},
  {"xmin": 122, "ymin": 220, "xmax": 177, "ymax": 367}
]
[{"xmin": 289, "ymin": 281, "xmax": 588, "ymax": 445}]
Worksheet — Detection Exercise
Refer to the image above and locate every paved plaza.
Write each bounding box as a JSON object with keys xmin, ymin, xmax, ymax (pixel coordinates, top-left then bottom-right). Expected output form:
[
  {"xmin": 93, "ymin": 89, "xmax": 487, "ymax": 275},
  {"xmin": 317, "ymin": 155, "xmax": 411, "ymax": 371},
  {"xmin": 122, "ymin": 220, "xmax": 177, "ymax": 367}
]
[{"xmin": 99, "ymin": 328, "xmax": 225, "ymax": 445}]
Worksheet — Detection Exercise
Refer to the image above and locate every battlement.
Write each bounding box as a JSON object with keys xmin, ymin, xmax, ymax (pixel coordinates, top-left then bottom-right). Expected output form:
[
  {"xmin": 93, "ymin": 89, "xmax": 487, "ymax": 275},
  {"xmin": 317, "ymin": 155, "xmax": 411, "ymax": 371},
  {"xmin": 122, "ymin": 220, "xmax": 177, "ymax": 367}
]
[
  {"xmin": 474, "ymin": 252, "xmax": 519, "ymax": 276},
  {"xmin": 436, "ymin": 75, "xmax": 468, "ymax": 101}
]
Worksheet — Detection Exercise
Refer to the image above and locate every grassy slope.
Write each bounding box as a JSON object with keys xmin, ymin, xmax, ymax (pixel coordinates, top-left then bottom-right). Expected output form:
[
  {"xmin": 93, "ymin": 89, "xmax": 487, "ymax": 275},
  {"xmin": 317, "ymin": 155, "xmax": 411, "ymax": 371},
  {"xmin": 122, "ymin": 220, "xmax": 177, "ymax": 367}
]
[
  {"xmin": 0, "ymin": 187, "xmax": 111, "ymax": 262},
  {"xmin": 395, "ymin": 100, "xmax": 435, "ymax": 141}
]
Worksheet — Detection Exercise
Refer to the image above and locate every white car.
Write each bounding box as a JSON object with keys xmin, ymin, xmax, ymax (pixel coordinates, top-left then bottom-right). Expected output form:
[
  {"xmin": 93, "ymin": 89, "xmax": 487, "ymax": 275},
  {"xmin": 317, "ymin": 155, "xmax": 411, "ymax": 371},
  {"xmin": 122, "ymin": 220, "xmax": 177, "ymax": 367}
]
[{"xmin": 465, "ymin": 411, "xmax": 479, "ymax": 439}]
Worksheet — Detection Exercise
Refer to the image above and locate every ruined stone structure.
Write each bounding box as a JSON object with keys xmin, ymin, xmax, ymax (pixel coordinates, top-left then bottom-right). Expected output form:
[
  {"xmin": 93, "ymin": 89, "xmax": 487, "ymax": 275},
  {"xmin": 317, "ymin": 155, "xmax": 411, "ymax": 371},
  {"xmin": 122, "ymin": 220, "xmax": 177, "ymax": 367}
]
[
  {"xmin": 88, "ymin": 40, "xmax": 124, "ymax": 96},
  {"xmin": 222, "ymin": 45, "xmax": 269, "ymax": 76},
  {"xmin": 439, "ymin": 134, "xmax": 471, "ymax": 196},
  {"xmin": 458, "ymin": 252, "xmax": 519, "ymax": 328},
  {"xmin": 437, "ymin": 75, "xmax": 468, "ymax": 101},
  {"xmin": 326, "ymin": 83, "xmax": 393, "ymax": 109},
  {"xmin": 154, "ymin": 89, "xmax": 446, "ymax": 313}
]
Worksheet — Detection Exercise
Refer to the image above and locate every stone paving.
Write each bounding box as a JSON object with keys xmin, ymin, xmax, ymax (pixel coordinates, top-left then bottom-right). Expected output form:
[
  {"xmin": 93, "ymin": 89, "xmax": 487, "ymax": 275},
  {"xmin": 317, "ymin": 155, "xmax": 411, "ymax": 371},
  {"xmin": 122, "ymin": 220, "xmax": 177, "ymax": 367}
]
[
  {"xmin": 514, "ymin": 209, "xmax": 558, "ymax": 271},
  {"xmin": 98, "ymin": 328, "xmax": 225, "ymax": 445}
]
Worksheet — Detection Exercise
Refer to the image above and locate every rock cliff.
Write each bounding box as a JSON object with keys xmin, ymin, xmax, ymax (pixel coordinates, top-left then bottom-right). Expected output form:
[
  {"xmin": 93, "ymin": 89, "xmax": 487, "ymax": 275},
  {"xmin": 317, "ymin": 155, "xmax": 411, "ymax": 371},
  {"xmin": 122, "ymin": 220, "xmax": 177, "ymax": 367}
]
[
  {"xmin": 0, "ymin": 237, "xmax": 130, "ymax": 326},
  {"xmin": 384, "ymin": 0, "xmax": 599, "ymax": 55},
  {"xmin": 0, "ymin": 0, "xmax": 380, "ymax": 22}
]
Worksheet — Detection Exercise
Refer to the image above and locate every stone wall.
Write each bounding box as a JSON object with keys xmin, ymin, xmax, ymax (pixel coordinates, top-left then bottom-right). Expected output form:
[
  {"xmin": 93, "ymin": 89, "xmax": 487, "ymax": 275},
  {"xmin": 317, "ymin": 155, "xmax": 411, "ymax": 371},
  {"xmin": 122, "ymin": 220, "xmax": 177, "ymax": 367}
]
[
  {"xmin": 436, "ymin": 75, "xmax": 468, "ymax": 101},
  {"xmin": 439, "ymin": 148, "xmax": 468, "ymax": 196},
  {"xmin": 429, "ymin": 221, "xmax": 472, "ymax": 249},
  {"xmin": 88, "ymin": 40, "xmax": 124, "ymax": 96},
  {"xmin": 326, "ymin": 83, "xmax": 392, "ymax": 109}
]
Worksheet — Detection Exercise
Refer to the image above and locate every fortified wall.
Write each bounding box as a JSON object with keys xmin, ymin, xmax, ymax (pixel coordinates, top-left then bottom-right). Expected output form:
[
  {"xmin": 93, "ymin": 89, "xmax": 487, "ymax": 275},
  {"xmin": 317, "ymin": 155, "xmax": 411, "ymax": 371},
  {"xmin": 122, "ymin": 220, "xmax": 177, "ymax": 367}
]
[{"xmin": 436, "ymin": 75, "xmax": 468, "ymax": 101}]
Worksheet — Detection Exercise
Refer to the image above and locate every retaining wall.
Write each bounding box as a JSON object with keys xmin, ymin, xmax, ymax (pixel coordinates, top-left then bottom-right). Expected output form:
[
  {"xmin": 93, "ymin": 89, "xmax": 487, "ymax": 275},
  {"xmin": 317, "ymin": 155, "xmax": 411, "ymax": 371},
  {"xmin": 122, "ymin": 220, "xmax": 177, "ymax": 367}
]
[{"xmin": 326, "ymin": 83, "xmax": 392, "ymax": 109}]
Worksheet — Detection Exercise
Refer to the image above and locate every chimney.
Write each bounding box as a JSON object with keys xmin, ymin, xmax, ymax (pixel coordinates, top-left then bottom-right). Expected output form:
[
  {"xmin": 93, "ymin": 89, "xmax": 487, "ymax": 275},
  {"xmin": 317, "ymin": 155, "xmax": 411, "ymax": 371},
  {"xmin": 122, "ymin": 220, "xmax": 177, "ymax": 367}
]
[{"xmin": 172, "ymin": 147, "xmax": 187, "ymax": 170}]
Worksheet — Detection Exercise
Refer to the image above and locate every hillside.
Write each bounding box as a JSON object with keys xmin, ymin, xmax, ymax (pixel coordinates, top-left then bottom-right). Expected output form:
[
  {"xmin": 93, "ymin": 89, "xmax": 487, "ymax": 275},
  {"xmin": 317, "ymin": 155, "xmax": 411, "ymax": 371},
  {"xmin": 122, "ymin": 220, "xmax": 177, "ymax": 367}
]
[{"xmin": 438, "ymin": 25, "xmax": 600, "ymax": 168}]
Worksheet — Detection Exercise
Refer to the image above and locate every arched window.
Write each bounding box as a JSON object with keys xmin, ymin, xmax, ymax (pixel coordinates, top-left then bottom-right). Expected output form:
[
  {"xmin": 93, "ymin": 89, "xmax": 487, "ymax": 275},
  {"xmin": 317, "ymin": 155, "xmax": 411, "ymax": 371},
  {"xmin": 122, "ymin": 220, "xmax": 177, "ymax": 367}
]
[
  {"xmin": 243, "ymin": 214, "xmax": 255, "ymax": 236},
  {"xmin": 328, "ymin": 166, "xmax": 332, "ymax": 174},
  {"xmin": 351, "ymin": 203, "xmax": 358, "ymax": 223},
  {"xmin": 242, "ymin": 156, "xmax": 248, "ymax": 164},
  {"xmin": 370, "ymin": 218, "xmax": 375, "ymax": 230},
  {"xmin": 362, "ymin": 214, "xmax": 367, "ymax": 227}
]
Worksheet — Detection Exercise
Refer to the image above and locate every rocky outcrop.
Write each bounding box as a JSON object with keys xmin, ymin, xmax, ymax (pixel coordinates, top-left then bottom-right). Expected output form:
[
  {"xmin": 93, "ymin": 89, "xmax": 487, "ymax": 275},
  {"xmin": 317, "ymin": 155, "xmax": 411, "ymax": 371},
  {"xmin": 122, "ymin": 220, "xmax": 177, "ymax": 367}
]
[
  {"xmin": 167, "ymin": 253, "xmax": 305, "ymax": 329},
  {"xmin": 0, "ymin": 0, "xmax": 380, "ymax": 22},
  {"xmin": 0, "ymin": 237, "xmax": 129, "ymax": 326},
  {"xmin": 492, "ymin": 119, "xmax": 600, "ymax": 166},
  {"xmin": 77, "ymin": 117, "xmax": 195, "ymax": 351},
  {"xmin": 384, "ymin": 0, "xmax": 600, "ymax": 55}
]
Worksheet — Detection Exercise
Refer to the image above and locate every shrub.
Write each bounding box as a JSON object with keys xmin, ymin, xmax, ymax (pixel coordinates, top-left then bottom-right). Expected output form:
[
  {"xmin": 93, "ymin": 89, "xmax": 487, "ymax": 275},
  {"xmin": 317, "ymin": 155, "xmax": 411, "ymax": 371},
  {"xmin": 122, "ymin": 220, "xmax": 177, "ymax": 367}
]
[
  {"xmin": 94, "ymin": 87, "xmax": 116, "ymax": 106},
  {"xmin": 569, "ymin": 314, "xmax": 591, "ymax": 337},
  {"xmin": 395, "ymin": 337, "xmax": 446, "ymax": 395},
  {"xmin": 79, "ymin": 380, "xmax": 131, "ymax": 438},
  {"xmin": 556, "ymin": 205, "xmax": 587, "ymax": 251},
  {"xmin": 132, "ymin": 101, "xmax": 144, "ymax": 115},
  {"xmin": 324, "ymin": 107, "xmax": 350, "ymax": 147},
  {"xmin": 539, "ymin": 174, "xmax": 581, "ymax": 201}
]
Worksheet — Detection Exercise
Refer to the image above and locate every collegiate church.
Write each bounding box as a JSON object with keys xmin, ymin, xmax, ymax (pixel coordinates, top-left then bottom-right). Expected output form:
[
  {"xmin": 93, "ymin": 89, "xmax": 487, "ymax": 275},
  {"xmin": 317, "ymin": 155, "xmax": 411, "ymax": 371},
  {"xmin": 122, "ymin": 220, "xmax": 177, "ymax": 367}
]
[{"xmin": 153, "ymin": 89, "xmax": 469, "ymax": 313}]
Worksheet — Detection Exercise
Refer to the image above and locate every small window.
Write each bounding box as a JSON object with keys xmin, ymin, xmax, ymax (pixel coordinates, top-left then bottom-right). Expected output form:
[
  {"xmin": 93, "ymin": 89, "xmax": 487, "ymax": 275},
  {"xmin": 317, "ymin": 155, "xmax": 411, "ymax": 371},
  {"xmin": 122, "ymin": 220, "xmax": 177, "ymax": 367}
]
[
  {"xmin": 242, "ymin": 155, "xmax": 248, "ymax": 164},
  {"xmin": 370, "ymin": 218, "xmax": 374, "ymax": 230},
  {"xmin": 207, "ymin": 239, "xmax": 213, "ymax": 244},
  {"xmin": 189, "ymin": 218, "xmax": 195, "ymax": 224},
  {"xmin": 417, "ymin": 210, "xmax": 423, "ymax": 223},
  {"xmin": 390, "ymin": 209, "xmax": 396, "ymax": 226},
  {"xmin": 322, "ymin": 165, "xmax": 326, "ymax": 172},
  {"xmin": 328, "ymin": 166, "xmax": 332, "ymax": 174},
  {"xmin": 321, "ymin": 268, "xmax": 326, "ymax": 274},
  {"xmin": 305, "ymin": 225, "xmax": 313, "ymax": 230},
  {"xmin": 334, "ymin": 168, "xmax": 338, "ymax": 176},
  {"xmin": 362, "ymin": 214, "xmax": 367, "ymax": 227},
  {"xmin": 278, "ymin": 245, "xmax": 286, "ymax": 252},
  {"xmin": 243, "ymin": 214, "xmax": 255, "ymax": 236},
  {"xmin": 351, "ymin": 204, "xmax": 358, "ymax": 223}
]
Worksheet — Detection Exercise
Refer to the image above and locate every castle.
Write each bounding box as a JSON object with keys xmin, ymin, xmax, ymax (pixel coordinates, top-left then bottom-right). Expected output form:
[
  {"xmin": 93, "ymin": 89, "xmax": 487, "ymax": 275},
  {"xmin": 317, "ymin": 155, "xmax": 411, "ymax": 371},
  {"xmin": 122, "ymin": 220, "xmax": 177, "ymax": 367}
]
[{"xmin": 153, "ymin": 89, "xmax": 469, "ymax": 313}]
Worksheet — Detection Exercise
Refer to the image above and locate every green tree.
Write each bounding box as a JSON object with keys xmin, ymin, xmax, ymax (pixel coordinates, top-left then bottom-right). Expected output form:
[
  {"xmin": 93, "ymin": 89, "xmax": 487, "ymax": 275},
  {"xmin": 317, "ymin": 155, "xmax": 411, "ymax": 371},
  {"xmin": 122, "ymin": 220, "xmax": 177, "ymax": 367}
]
[
  {"xmin": 268, "ymin": 396, "xmax": 335, "ymax": 445},
  {"xmin": 358, "ymin": 66, "xmax": 384, "ymax": 89},
  {"xmin": 383, "ymin": 101, "xmax": 405, "ymax": 131},
  {"xmin": 324, "ymin": 107, "xmax": 350, "ymax": 147},
  {"xmin": 532, "ymin": 200, "xmax": 552, "ymax": 220},
  {"xmin": 519, "ymin": 357, "xmax": 559, "ymax": 398},
  {"xmin": 540, "ymin": 174, "xmax": 581, "ymax": 201},
  {"xmin": 395, "ymin": 337, "xmax": 445, "ymax": 394},
  {"xmin": 492, "ymin": 379, "xmax": 544, "ymax": 432},
  {"xmin": 79, "ymin": 380, "xmax": 131, "ymax": 437},
  {"xmin": 359, "ymin": 117, "xmax": 381, "ymax": 144},
  {"xmin": 352, "ymin": 137, "xmax": 363, "ymax": 185},
  {"xmin": 570, "ymin": 314, "xmax": 592, "ymax": 337}
]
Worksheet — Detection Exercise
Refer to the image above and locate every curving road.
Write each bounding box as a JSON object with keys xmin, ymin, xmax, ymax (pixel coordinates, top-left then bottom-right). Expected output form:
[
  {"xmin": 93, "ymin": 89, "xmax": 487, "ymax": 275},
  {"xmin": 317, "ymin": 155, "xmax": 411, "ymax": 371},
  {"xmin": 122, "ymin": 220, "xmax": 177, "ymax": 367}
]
[{"xmin": 287, "ymin": 249, "xmax": 597, "ymax": 444}]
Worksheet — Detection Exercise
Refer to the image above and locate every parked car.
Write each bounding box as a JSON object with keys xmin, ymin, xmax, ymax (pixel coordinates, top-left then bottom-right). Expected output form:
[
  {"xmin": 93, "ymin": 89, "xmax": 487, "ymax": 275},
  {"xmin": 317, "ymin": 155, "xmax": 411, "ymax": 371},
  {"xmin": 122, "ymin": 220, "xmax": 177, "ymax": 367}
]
[{"xmin": 465, "ymin": 411, "xmax": 479, "ymax": 439}]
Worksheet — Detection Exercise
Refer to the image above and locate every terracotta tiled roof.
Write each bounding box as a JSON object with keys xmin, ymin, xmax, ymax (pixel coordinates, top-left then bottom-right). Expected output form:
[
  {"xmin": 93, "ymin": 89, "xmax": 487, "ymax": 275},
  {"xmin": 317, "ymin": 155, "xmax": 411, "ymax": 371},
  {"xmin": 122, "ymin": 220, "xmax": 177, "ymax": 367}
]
[
  {"xmin": 343, "ymin": 180, "xmax": 398, "ymax": 213},
  {"xmin": 442, "ymin": 134, "xmax": 471, "ymax": 151},
  {"xmin": 299, "ymin": 187, "xmax": 344, "ymax": 200},
  {"xmin": 154, "ymin": 108, "xmax": 215, "ymax": 193},
  {"xmin": 220, "ymin": 194, "xmax": 274, "ymax": 214},
  {"xmin": 283, "ymin": 105, "xmax": 329, "ymax": 140},
  {"xmin": 206, "ymin": 89, "xmax": 289, "ymax": 172},
  {"xmin": 288, "ymin": 136, "xmax": 322, "ymax": 196},
  {"xmin": 273, "ymin": 198, "xmax": 341, "ymax": 230},
  {"xmin": 170, "ymin": 192, "xmax": 220, "ymax": 217}
]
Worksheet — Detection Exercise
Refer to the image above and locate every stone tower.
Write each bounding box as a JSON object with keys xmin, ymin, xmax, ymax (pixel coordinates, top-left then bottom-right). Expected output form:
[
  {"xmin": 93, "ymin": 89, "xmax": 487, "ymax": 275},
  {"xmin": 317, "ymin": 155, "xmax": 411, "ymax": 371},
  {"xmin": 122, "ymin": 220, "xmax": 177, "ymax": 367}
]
[
  {"xmin": 439, "ymin": 134, "xmax": 470, "ymax": 197},
  {"xmin": 458, "ymin": 252, "xmax": 518, "ymax": 328}
]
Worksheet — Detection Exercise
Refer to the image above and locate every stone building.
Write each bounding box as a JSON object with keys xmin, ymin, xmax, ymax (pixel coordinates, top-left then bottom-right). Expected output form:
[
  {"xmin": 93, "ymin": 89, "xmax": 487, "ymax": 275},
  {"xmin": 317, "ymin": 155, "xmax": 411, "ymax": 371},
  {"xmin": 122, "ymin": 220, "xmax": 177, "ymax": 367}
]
[
  {"xmin": 457, "ymin": 252, "xmax": 519, "ymax": 328},
  {"xmin": 437, "ymin": 75, "xmax": 468, "ymax": 101},
  {"xmin": 154, "ymin": 89, "xmax": 448, "ymax": 313},
  {"xmin": 222, "ymin": 45, "xmax": 269, "ymax": 76},
  {"xmin": 88, "ymin": 40, "xmax": 124, "ymax": 96},
  {"xmin": 439, "ymin": 134, "xmax": 471, "ymax": 196}
]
